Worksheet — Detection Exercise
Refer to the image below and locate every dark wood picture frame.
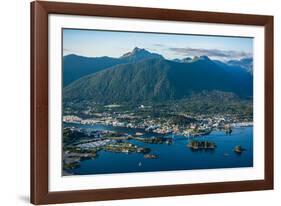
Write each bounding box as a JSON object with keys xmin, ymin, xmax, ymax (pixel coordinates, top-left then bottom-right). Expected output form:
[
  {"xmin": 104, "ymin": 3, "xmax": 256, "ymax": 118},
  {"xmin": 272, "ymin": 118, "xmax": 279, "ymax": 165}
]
[{"xmin": 31, "ymin": 1, "xmax": 274, "ymax": 204}]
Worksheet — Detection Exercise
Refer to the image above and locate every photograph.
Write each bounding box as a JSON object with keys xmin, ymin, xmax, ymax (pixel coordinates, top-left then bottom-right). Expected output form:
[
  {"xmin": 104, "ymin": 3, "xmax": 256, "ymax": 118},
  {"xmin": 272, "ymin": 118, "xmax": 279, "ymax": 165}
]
[
  {"xmin": 62, "ymin": 29, "xmax": 254, "ymax": 176},
  {"xmin": 29, "ymin": 1, "xmax": 274, "ymax": 204}
]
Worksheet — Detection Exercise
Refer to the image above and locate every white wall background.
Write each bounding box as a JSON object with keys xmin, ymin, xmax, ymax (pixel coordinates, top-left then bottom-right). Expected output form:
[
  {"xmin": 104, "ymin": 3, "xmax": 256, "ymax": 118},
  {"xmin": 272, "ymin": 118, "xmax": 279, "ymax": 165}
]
[{"xmin": 0, "ymin": 0, "xmax": 280, "ymax": 205}]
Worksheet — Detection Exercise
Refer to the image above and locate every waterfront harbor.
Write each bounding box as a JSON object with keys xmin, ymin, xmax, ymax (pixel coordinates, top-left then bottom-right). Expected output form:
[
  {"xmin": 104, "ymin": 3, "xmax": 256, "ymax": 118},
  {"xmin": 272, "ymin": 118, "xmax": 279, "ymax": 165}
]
[{"xmin": 63, "ymin": 122, "xmax": 253, "ymax": 175}]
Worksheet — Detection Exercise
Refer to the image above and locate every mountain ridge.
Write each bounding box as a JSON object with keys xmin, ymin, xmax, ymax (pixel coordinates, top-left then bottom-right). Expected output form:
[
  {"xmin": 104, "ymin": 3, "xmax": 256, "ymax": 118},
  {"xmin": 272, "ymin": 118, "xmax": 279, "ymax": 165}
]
[
  {"xmin": 63, "ymin": 47, "xmax": 165, "ymax": 86},
  {"xmin": 63, "ymin": 48, "xmax": 253, "ymax": 86},
  {"xmin": 63, "ymin": 56, "xmax": 253, "ymax": 104}
]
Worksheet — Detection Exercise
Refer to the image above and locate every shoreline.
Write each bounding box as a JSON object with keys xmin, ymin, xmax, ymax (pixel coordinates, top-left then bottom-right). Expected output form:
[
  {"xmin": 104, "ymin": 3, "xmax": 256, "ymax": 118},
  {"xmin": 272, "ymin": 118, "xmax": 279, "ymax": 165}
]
[
  {"xmin": 63, "ymin": 121, "xmax": 253, "ymax": 137},
  {"xmin": 63, "ymin": 126, "xmax": 253, "ymax": 175}
]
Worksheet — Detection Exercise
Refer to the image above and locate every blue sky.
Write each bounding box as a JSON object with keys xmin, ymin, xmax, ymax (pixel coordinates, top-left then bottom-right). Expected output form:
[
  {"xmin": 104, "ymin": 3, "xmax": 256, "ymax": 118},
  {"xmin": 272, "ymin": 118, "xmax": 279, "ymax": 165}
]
[{"xmin": 63, "ymin": 29, "xmax": 253, "ymax": 61}]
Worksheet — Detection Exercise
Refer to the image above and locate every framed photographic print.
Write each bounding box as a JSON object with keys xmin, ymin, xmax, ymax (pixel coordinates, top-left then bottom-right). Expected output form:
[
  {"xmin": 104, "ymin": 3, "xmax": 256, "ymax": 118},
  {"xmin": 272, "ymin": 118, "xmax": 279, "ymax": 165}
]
[{"xmin": 31, "ymin": 1, "xmax": 274, "ymax": 204}]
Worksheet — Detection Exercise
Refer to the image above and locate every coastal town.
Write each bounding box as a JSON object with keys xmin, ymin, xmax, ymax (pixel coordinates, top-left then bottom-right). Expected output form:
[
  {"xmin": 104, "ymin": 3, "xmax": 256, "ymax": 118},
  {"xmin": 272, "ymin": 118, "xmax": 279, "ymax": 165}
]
[
  {"xmin": 62, "ymin": 103, "xmax": 252, "ymax": 173},
  {"xmin": 63, "ymin": 105, "xmax": 252, "ymax": 137}
]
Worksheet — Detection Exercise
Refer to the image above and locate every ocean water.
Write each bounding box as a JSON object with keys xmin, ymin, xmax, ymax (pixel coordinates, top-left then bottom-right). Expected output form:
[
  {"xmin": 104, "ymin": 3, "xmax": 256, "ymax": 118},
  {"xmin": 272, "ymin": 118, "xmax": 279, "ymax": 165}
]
[{"xmin": 65, "ymin": 123, "xmax": 253, "ymax": 175}]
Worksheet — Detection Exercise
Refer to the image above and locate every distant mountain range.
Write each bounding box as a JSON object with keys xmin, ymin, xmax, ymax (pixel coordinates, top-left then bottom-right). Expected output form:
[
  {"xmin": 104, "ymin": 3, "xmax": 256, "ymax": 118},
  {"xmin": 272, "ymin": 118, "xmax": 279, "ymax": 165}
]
[
  {"xmin": 227, "ymin": 58, "xmax": 253, "ymax": 74},
  {"xmin": 63, "ymin": 47, "xmax": 164, "ymax": 86},
  {"xmin": 63, "ymin": 47, "xmax": 253, "ymax": 104},
  {"xmin": 63, "ymin": 55, "xmax": 124, "ymax": 86}
]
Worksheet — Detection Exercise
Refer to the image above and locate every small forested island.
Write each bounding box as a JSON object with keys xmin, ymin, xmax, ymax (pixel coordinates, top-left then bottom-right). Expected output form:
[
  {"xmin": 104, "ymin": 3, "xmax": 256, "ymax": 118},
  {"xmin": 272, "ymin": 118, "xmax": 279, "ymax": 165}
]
[
  {"xmin": 234, "ymin": 145, "xmax": 246, "ymax": 154},
  {"xmin": 187, "ymin": 140, "xmax": 216, "ymax": 150}
]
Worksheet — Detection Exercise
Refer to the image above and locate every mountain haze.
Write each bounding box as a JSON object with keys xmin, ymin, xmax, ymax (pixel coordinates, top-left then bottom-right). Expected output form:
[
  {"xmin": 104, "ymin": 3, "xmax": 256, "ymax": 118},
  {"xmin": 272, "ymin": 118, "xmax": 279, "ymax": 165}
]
[{"xmin": 227, "ymin": 57, "xmax": 253, "ymax": 74}]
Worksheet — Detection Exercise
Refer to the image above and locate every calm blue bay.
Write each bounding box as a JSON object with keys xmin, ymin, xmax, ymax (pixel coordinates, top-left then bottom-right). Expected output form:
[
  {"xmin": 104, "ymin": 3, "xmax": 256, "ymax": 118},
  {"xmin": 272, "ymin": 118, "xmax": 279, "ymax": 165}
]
[{"xmin": 65, "ymin": 123, "xmax": 253, "ymax": 175}]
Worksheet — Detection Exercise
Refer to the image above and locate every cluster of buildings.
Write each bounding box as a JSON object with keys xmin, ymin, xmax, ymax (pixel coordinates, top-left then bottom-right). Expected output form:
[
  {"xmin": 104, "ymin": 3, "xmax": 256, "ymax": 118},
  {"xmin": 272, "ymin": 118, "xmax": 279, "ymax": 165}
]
[
  {"xmin": 76, "ymin": 139, "xmax": 113, "ymax": 150},
  {"xmin": 63, "ymin": 108, "xmax": 252, "ymax": 137}
]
